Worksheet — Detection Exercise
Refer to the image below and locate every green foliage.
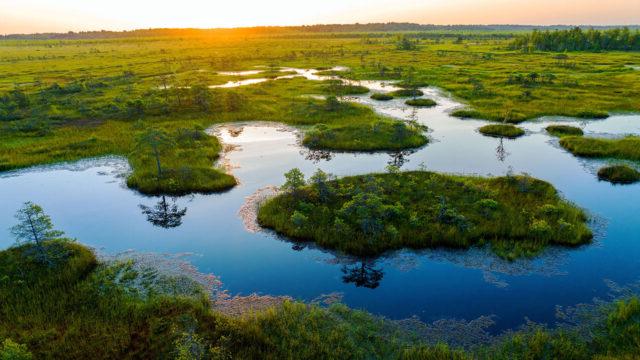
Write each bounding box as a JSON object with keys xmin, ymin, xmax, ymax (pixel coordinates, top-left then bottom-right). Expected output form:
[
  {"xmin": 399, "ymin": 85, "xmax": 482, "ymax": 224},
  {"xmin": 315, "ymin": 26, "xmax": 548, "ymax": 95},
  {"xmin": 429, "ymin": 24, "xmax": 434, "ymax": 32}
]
[
  {"xmin": 127, "ymin": 127, "xmax": 236, "ymax": 195},
  {"xmin": 478, "ymin": 124, "xmax": 525, "ymax": 138},
  {"xmin": 390, "ymin": 89, "xmax": 424, "ymax": 98},
  {"xmin": 0, "ymin": 339, "xmax": 33, "ymax": 360},
  {"xmin": 370, "ymin": 93, "xmax": 394, "ymax": 101},
  {"xmin": 405, "ymin": 98, "xmax": 437, "ymax": 107},
  {"xmin": 546, "ymin": 125, "xmax": 584, "ymax": 137},
  {"xmin": 1, "ymin": 239, "xmax": 638, "ymax": 359},
  {"xmin": 597, "ymin": 165, "xmax": 640, "ymax": 184},
  {"xmin": 258, "ymin": 171, "xmax": 592, "ymax": 259},
  {"xmin": 560, "ymin": 136, "xmax": 640, "ymax": 161}
]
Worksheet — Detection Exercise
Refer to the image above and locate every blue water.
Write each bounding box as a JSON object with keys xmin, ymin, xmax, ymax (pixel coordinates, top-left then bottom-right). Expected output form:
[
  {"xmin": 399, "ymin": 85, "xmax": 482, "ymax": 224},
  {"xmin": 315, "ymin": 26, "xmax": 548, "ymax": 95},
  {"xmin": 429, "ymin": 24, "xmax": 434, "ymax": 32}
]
[{"xmin": 1, "ymin": 77, "xmax": 639, "ymax": 333}]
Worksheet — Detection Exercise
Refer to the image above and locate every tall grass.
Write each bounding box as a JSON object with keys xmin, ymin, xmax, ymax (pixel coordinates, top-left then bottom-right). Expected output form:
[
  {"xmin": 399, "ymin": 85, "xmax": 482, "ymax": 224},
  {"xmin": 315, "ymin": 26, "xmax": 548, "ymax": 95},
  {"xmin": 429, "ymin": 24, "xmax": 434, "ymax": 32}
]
[{"xmin": 560, "ymin": 136, "xmax": 640, "ymax": 161}]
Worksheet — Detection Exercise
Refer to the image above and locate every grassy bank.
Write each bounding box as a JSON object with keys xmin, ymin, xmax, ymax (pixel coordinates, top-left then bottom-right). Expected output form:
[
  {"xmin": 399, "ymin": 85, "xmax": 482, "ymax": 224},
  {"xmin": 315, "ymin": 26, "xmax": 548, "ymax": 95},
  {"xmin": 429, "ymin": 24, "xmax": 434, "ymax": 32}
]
[
  {"xmin": 597, "ymin": 165, "xmax": 640, "ymax": 184},
  {"xmin": 546, "ymin": 124, "xmax": 584, "ymax": 137},
  {"xmin": 2, "ymin": 240, "xmax": 638, "ymax": 359},
  {"xmin": 560, "ymin": 136, "xmax": 640, "ymax": 161},
  {"xmin": 258, "ymin": 170, "xmax": 592, "ymax": 260},
  {"xmin": 478, "ymin": 124, "xmax": 525, "ymax": 139}
]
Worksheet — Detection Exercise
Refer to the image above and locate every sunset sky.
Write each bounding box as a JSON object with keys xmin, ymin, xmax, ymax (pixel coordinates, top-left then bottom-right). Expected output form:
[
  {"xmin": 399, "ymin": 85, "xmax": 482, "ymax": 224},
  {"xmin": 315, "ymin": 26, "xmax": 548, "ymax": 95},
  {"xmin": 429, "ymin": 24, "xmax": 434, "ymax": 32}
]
[{"xmin": 1, "ymin": 0, "xmax": 639, "ymax": 34}]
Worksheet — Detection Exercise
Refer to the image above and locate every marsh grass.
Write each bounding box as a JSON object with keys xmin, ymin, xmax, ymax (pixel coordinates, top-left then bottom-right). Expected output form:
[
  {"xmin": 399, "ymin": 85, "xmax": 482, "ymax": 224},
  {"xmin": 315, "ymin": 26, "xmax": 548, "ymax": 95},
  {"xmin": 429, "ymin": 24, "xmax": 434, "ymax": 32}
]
[
  {"xmin": 370, "ymin": 93, "xmax": 394, "ymax": 101},
  {"xmin": 390, "ymin": 89, "xmax": 424, "ymax": 97},
  {"xmin": 478, "ymin": 124, "xmax": 525, "ymax": 138},
  {"xmin": 546, "ymin": 124, "xmax": 584, "ymax": 137},
  {"xmin": 560, "ymin": 136, "xmax": 640, "ymax": 161},
  {"xmin": 597, "ymin": 165, "xmax": 640, "ymax": 184},
  {"xmin": 258, "ymin": 171, "xmax": 592, "ymax": 260},
  {"xmin": 1, "ymin": 241, "xmax": 639, "ymax": 359},
  {"xmin": 405, "ymin": 98, "xmax": 437, "ymax": 107}
]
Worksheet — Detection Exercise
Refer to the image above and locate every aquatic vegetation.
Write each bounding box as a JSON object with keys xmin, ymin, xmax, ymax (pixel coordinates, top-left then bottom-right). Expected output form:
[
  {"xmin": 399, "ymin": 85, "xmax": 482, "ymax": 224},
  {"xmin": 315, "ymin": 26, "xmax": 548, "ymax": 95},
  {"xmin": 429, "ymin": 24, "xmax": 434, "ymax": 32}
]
[
  {"xmin": 390, "ymin": 89, "xmax": 425, "ymax": 97},
  {"xmin": 479, "ymin": 124, "xmax": 525, "ymax": 138},
  {"xmin": 546, "ymin": 124, "xmax": 584, "ymax": 137},
  {"xmin": 597, "ymin": 165, "xmax": 640, "ymax": 184},
  {"xmin": 258, "ymin": 170, "xmax": 592, "ymax": 259},
  {"xmin": 370, "ymin": 93, "xmax": 394, "ymax": 101},
  {"xmin": 560, "ymin": 136, "xmax": 640, "ymax": 161},
  {"xmin": 405, "ymin": 98, "xmax": 437, "ymax": 107}
]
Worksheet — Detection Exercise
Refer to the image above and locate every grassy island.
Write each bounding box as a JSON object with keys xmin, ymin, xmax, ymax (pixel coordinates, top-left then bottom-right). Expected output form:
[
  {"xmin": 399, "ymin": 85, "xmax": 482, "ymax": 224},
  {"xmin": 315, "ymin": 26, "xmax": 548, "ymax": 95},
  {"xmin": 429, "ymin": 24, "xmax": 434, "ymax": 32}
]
[
  {"xmin": 405, "ymin": 98, "xmax": 437, "ymax": 107},
  {"xmin": 258, "ymin": 170, "xmax": 592, "ymax": 260},
  {"xmin": 546, "ymin": 125, "xmax": 584, "ymax": 137},
  {"xmin": 478, "ymin": 124, "xmax": 525, "ymax": 139},
  {"xmin": 390, "ymin": 89, "xmax": 424, "ymax": 98},
  {"xmin": 559, "ymin": 136, "xmax": 640, "ymax": 161},
  {"xmin": 597, "ymin": 165, "xmax": 640, "ymax": 184},
  {"xmin": 370, "ymin": 93, "xmax": 394, "ymax": 101}
]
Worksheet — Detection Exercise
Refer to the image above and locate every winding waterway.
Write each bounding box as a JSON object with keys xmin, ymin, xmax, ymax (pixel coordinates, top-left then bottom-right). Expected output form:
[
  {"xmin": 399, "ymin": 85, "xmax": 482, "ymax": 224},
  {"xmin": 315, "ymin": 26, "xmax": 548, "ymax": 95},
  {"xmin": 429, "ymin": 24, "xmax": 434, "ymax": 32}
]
[{"xmin": 1, "ymin": 69, "xmax": 639, "ymax": 332}]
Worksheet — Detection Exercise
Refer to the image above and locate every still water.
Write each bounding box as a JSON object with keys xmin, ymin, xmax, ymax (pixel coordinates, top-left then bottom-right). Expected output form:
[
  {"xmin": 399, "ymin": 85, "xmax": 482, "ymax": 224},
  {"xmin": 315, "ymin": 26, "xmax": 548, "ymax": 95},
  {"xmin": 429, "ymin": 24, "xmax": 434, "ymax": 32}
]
[{"xmin": 1, "ymin": 71, "xmax": 639, "ymax": 332}]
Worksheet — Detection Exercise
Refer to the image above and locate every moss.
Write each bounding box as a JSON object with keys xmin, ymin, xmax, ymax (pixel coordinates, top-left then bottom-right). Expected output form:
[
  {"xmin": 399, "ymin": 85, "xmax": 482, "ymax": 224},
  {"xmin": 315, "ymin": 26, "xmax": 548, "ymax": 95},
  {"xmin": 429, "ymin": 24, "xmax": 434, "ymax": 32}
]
[
  {"xmin": 405, "ymin": 98, "xmax": 437, "ymax": 107},
  {"xmin": 370, "ymin": 93, "xmax": 394, "ymax": 101},
  {"xmin": 390, "ymin": 89, "xmax": 424, "ymax": 97},
  {"xmin": 478, "ymin": 124, "xmax": 525, "ymax": 139},
  {"xmin": 560, "ymin": 136, "xmax": 640, "ymax": 161},
  {"xmin": 597, "ymin": 165, "xmax": 640, "ymax": 184},
  {"xmin": 258, "ymin": 171, "xmax": 592, "ymax": 260},
  {"xmin": 546, "ymin": 125, "xmax": 584, "ymax": 137}
]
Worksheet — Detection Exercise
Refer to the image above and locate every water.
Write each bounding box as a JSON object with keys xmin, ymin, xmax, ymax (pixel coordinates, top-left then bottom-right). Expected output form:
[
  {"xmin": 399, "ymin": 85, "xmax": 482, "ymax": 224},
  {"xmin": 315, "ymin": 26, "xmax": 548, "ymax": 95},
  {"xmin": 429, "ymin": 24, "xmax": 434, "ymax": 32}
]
[{"xmin": 1, "ymin": 72, "xmax": 639, "ymax": 333}]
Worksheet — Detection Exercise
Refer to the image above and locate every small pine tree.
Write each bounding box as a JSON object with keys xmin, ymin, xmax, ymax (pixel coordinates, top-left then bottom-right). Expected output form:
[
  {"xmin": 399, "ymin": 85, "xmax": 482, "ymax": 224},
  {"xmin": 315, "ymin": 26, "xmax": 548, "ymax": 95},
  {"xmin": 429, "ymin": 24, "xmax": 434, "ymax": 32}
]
[{"xmin": 10, "ymin": 202, "xmax": 68, "ymax": 266}]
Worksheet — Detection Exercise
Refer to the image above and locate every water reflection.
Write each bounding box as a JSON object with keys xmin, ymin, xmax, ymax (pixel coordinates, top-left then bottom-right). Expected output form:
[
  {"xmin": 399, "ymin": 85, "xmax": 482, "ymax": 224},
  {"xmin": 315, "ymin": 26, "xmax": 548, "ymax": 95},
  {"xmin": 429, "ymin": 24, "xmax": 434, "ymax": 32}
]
[
  {"xmin": 139, "ymin": 196, "xmax": 187, "ymax": 228},
  {"xmin": 388, "ymin": 150, "xmax": 415, "ymax": 169},
  {"xmin": 495, "ymin": 138, "xmax": 509, "ymax": 162},
  {"xmin": 341, "ymin": 260, "xmax": 384, "ymax": 289},
  {"xmin": 301, "ymin": 149, "xmax": 333, "ymax": 163}
]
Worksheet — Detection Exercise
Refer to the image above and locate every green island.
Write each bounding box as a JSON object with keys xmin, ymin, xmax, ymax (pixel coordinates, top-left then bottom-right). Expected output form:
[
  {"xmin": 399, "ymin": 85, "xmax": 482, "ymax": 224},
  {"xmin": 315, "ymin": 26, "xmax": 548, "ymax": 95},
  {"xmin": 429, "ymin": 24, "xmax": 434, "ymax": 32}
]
[
  {"xmin": 0, "ymin": 201, "xmax": 636, "ymax": 359},
  {"xmin": 597, "ymin": 165, "xmax": 640, "ymax": 184},
  {"xmin": 405, "ymin": 98, "xmax": 437, "ymax": 107},
  {"xmin": 390, "ymin": 89, "xmax": 425, "ymax": 98},
  {"xmin": 546, "ymin": 124, "xmax": 584, "ymax": 137},
  {"xmin": 478, "ymin": 124, "xmax": 526, "ymax": 138},
  {"xmin": 370, "ymin": 93, "xmax": 394, "ymax": 101},
  {"xmin": 560, "ymin": 136, "xmax": 640, "ymax": 161},
  {"xmin": 258, "ymin": 170, "xmax": 592, "ymax": 260}
]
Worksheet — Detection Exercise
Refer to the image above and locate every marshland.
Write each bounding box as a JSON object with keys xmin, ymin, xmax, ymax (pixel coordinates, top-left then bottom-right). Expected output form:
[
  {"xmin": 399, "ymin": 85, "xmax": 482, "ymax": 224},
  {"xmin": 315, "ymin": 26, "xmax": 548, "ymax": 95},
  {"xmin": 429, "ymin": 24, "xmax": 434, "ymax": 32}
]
[{"xmin": 1, "ymin": 24, "xmax": 640, "ymax": 358}]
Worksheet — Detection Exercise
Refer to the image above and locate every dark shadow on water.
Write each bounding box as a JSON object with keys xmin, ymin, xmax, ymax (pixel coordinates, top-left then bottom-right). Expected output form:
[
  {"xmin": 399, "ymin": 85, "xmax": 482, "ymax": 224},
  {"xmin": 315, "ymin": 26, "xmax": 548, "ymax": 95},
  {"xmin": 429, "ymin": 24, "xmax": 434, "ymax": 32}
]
[
  {"xmin": 139, "ymin": 196, "xmax": 188, "ymax": 229},
  {"xmin": 341, "ymin": 260, "xmax": 384, "ymax": 289}
]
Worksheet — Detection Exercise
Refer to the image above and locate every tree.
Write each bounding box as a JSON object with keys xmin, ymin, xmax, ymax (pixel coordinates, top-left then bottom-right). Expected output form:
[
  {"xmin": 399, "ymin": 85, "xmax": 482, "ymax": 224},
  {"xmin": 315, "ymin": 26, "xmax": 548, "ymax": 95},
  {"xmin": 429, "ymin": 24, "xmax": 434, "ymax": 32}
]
[
  {"xmin": 136, "ymin": 129, "xmax": 175, "ymax": 179},
  {"xmin": 10, "ymin": 202, "xmax": 67, "ymax": 265},
  {"xmin": 139, "ymin": 196, "xmax": 187, "ymax": 228},
  {"xmin": 309, "ymin": 169, "xmax": 335, "ymax": 203},
  {"xmin": 283, "ymin": 168, "xmax": 305, "ymax": 193}
]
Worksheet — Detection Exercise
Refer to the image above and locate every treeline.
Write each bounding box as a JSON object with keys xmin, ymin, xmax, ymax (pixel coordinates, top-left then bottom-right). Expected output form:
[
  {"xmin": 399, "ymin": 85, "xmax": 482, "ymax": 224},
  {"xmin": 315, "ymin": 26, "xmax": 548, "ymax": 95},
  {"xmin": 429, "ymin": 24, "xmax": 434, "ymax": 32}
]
[
  {"xmin": 3, "ymin": 23, "xmax": 639, "ymax": 40},
  {"xmin": 510, "ymin": 27, "xmax": 640, "ymax": 52}
]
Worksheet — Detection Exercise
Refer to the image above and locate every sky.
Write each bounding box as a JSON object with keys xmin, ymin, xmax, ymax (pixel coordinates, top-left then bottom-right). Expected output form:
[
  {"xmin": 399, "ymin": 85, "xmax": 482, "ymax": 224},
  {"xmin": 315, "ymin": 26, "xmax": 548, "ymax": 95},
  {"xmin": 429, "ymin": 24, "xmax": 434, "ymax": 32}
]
[{"xmin": 1, "ymin": 0, "xmax": 639, "ymax": 34}]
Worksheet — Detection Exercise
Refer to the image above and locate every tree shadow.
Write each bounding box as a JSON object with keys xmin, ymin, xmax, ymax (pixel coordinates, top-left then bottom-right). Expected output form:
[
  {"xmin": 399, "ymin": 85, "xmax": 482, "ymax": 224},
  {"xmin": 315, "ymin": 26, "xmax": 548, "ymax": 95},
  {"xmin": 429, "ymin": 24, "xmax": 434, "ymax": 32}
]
[{"xmin": 139, "ymin": 196, "xmax": 187, "ymax": 228}]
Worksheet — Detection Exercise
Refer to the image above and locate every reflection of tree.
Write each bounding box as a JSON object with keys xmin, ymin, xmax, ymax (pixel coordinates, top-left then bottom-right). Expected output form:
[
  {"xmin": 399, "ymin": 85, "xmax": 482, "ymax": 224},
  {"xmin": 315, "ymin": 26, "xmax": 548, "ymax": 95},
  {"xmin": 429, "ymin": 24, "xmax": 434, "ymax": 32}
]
[
  {"xmin": 388, "ymin": 150, "xmax": 415, "ymax": 169},
  {"xmin": 301, "ymin": 149, "xmax": 333, "ymax": 163},
  {"xmin": 139, "ymin": 196, "xmax": 187, "ymax": 228},
  {"xmin": 495, "ymin": 138, "xmax": 509, "ymax": 162},
  {"xmin": 341, "ymin": 261, "xmax": 384, "ymax": 289}
]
